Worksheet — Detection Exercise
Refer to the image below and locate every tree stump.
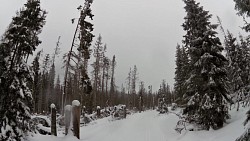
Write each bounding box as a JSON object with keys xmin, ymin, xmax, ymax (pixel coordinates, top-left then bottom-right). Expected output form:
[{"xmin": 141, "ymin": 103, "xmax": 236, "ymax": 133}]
[
  {"xmin": 72, "ymin": 100, "xmax": 81, "ymax": 139},
  {"xmin": 51, "ymin": 103, "xmax": 57, "ymax": 136}
]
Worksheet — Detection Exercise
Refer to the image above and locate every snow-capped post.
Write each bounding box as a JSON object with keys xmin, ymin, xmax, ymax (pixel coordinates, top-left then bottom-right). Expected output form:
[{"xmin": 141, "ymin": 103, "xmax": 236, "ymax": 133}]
[
  {"xmin": 72, "ymin": 100, "xmax": 81, "ymax": 139},
  {"xmin": 65, "ymin": 105, "xmax": 72, "ymax": 135},
  {"xmin": 82, "ymin": 105, "xmax": 86, "ymax": 116},
  {"xmin": 50, "ymin": 103, "xmax": 57, "ymax": 136},
  {"xmin": 97, "ymin": 106, "xmax": 101, "ymax": 118}
]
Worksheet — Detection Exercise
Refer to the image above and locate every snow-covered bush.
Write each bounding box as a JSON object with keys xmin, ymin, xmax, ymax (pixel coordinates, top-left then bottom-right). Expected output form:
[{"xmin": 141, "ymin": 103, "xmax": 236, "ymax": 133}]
[
  {"xmin": 29, "ymin": 116, "xmax": 51, "ymax": 135},
  {"xmin": 111, "ymin": 105, "xmax": 127, "ymax": 120},
  {"xmin": 157, "ymin": 98, "xmax": 168, "ymax": 114},
  {"xmin": 171, "ymin": 103, "xmax": 178, "ymax": 111},
  {"xmin": 175, "ymin": 120, "xmax": 186, "ymax": 134},
  {"xmin": 80, "ymin": 114, "xmax": 94, "ymax": 125}
]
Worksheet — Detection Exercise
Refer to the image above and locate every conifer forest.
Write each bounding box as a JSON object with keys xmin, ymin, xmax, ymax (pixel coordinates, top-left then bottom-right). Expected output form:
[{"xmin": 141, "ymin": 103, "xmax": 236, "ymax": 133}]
[{"xmin": 1, "ymin": 0, "xmax": 250, "ymax": 141}]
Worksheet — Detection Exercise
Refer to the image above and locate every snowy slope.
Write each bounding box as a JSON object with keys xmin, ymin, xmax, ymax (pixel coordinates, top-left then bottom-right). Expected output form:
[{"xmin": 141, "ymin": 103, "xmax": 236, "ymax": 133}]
[{"xmin": 28, "ymin": 107, "xmax": 249, "ymax": 141}]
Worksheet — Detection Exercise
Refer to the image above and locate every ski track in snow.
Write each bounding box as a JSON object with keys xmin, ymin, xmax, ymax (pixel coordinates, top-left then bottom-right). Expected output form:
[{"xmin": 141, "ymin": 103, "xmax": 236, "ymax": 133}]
[{"xmin": 81, "ymin": 110, "xmax": 179, "ymax": 141}]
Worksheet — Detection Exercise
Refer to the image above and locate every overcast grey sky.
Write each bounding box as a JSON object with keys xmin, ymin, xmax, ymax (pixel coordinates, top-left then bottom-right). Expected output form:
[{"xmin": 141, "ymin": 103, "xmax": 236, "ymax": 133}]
[{"xmin": 0, "ymin": 0, "xmax": 245, "ymax": 91}]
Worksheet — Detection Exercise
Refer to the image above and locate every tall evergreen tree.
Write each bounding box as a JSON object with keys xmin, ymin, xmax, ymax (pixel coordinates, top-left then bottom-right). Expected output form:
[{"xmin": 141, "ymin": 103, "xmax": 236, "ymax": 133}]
[
  {"xmin": 234, "ymin": 0, "xmax": 250, "ymax": 32},
  {"xmin": 138, "ymin": 81, "xmax": 145, "ymax": 112},
  {"xmin": 0, "ymin": 0, "xmax": 46, "ymax": 140},
  {"xmin": 77, "ymin": 0, "xmax": 94, "ymax": 114},
  {"xmin": 224, "ymin": 31, "xmax": 239, "ymax": 92},
  {"xmin": 102, "ymin": 56, "xmax": 110, "ymax": 108},
  {"xmin": 131, "ymin": 65, "xmax": 138, "ymax": 108},
  {"xmin": 91, "ymin": 34, "xmax": 104, "ymax": 107},
  {"xmin": 49, "ymin": 36, "xmax": 60, "ymax": 106},
  {"xmin": 126, "ymin": 68, "xmax": 132, "ymax": 108},
  {"xmin": 223, "ymin": 30, "xmax": 250, "ymax": 110},
  {"xmin": 40, "ymin": 54, "xmax": 50, "ymax": 113},
  {"xmin": 223, "ymin": 31, "xmax": 244, "ymax": 111},
  {"xmin": 238, "ymin": 35, "xmax": 250, "ymax": 86},
  {"xmin": 63, "ymin": 0, "xmax": 94, "ymax": 112},
  {"xmin": 48, "ymin": 63, "xmax": 55, "ymax": 107},
  {"xmin": 174, "ymin": 44, "xmax": 189, "ymax": 104},
  {"xmin": 182, "ymin": 0, "xmax": 231, "ymax": 130},
  {"xmin": 174, "ymin": 44, "xmax": 183, "ymax": 99},
  {"xmin": 54, "ymin": 75, "xmax": 62, "ymax": 111},
  {"xmin": 31, "ymin": 50, "xmax": 42, "ymax": 113}
]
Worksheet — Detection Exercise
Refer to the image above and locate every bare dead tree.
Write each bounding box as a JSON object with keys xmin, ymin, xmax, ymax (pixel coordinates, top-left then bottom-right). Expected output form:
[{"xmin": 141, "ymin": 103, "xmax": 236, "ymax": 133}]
[{"xmin": 109, "ymin": 55, "xmax": 116, "ymax": 106}]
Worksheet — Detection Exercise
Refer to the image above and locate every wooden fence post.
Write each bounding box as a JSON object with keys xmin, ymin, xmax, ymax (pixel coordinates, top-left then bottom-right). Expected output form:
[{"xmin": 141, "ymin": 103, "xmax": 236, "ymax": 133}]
[
  {"xmin": 51, "ymin": 103, "xmax": 57, "ymax": 136},
  {"xmin": 123, "ymin": 105, "xmax": 127, "ymax": 119},
  {"xmin": 96, "ymin": 106, "xmax": 101, "ymax": 118},
  {"xmin": 72, "ymin": 100, "xmax": 81, "ymax": 139},
  {"xmin": 65, "ymin": 105, "xmax": 72, "ymax": 135}
]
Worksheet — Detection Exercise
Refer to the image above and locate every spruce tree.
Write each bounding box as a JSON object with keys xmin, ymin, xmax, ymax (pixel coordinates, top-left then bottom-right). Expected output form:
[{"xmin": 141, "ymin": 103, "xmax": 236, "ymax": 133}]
[
  {"xmin": 238, "ymin": 35, "xmax": 250, "ymax": 86},
  {"xmin": 78, "ymin": 1, "xmax": 94, "ymax": 114},
  {"xmin": 234, "ymin": 0, "xmax": 250, "ymax": 32},
  {"xmin": 138, "ymin": 81, "xmax": 145, "ymax": 112},
  {"xmin": 102, "ymin": 56, "xmax": 110, "ymax": 108},
  {"xmin": 157, "ymin": 81, "xmax": 169, "ymax": 114},
  {"xmin": 48, "ymin": 63, "xmax": 55, "ymax": 107},
  {"xmin": 40, "ymin": 54, "xmax": 50, "ymax": 113},
  {"xmin": 182, "ymin": 0, "xmax": 231, "ymax": 130},
  {"xmin": 224, "ymin": 31, "xmax": 239, "ymax": 93},
  {"xmin": 224, "ymin": 31, "xmax": 250, "ymax": 110},
  {"xmin": 238, "ymin": 36, "xmax": 250, "ymax": 109},
  {"xmin": 31, "ymin": 51, "xmax": 42, "ymax": 113},
  {"xmin": 131, "ymin": 65, "xmax": 138, "ymax": 108},
  {"xmin": 174, "ymin": 44, "xmax": 189, "ymax": 104},
  {"xmin": 174, "ymin": 44, "xmax": 183, "ymax": 99},
  {"xmin": 91, "ymin": 34, "xmax": 104, "ymax": 107},
  {"xmin": 0, "ymin": 0, "xmax": 46, "ymax": 140},
  {"xmin": 54, "ymin": 75, "xmax": 62, "ymax": 111},
  {"xmin": 63, "ymin": 0, "xmax": 94, "ymax": 113},
  {"xmin": 48, "ymin": 36, "xmax": 60, "ymax": 108}
]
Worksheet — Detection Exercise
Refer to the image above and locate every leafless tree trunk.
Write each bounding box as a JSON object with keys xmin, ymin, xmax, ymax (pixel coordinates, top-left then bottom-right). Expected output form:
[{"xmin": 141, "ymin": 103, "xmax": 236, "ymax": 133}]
[
  {"xmin": 127, "ymin": 68, "xmax": 132, "ymax": 109},
  {"xmin": 110, "ymin": 55, "xmax": 116, "ymax": 106},
  {"xmin": 72, "ymin": 102, "xmax": 81, "ymax": 139},
  {"xmin": 131, "ymin": 65, "xmax": 138, "ymax": 108}
]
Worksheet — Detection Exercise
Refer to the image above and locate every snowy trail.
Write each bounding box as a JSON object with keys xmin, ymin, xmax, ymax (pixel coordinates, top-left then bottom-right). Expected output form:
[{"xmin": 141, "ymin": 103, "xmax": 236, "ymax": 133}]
[
  {"xmin": 80, "ymin": 108, "xmax": 247, "ymax": 141},
  {"xmin": 81, "ymin": 110, "xmax": 179, "ymax": 141},
  {"xmin": 28, "ymin": 107, "xmax": 248, "ymax": 141}
]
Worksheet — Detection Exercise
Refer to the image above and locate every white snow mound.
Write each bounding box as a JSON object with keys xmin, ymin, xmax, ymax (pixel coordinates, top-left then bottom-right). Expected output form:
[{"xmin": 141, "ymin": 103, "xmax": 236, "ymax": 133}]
[
  {"xmin": 50, "ymin": 103, "xmax": 56, "ymax": 109},
  {"xmin": 72, "ymin": 100, "xmax": 80, "ymax": 107}
]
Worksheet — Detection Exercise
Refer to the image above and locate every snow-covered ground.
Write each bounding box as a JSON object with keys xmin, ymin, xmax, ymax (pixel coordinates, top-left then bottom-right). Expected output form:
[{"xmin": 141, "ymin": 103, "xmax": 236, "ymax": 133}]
[{"xmin": 28, "ymin": 106, "xmax": 249, "ymax": 141}]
